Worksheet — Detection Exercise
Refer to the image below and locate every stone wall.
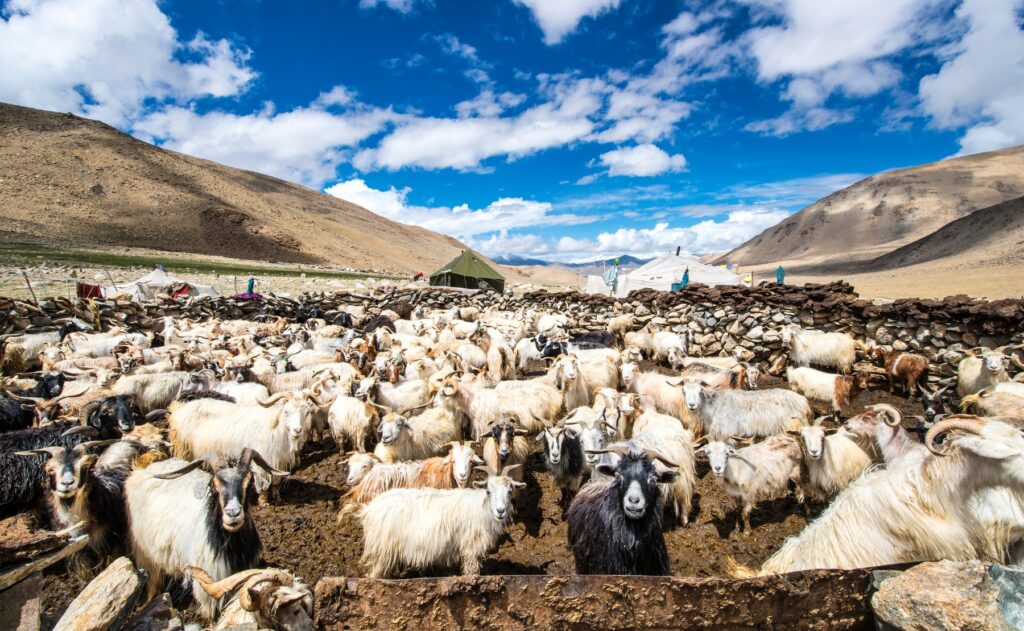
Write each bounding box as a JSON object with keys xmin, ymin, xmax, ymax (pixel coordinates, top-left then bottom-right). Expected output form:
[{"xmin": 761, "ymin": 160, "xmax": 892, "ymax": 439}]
[{"xmin": 2, "ymin": 281, "xmax": 1021, "ymax": 383}]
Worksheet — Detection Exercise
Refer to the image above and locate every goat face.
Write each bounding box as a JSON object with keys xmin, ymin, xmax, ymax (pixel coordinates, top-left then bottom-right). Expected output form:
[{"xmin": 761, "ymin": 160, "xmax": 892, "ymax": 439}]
[
  {"xmin": 920, "ymin": 385, "xmax": 949, "ymax": 420},
  {"xmin": 666, "ymin": 347, "xmax": 685, "ymax": 369},
  {"xmin": 983, "ymin": 354, "xmax": 1005, "ymax": 373},
  {"xmin": 278, "ymin": 400, "xmax": 312, "ymax": 442},
  {"xmin": 45, "ymin": 445, "xmax": 94, "ymax": 500},
  {"xmin": 538, "ymin": 427, "xmax": 577, "ymax": 465},
  {"xmin": 265, "ymin": 585, "xmax": 314, "ymax": 631},
  {"xmin": 700, "ymin": 442, "xmax": 735, "ymax": 477},
  {"xmin": 489, "ymin": 422, "xmax": 516, "ymax": 460},
  {"xmin": 578, "ymin": 425, "xmax": 607, "ymax": 466},
  {"xmin": 797, "ymin": 425, "xmax": 838, "ymax": 460},
  {"xmin": 89, "ymin": 395, "xmax": 140, "ymax": 436},
  {"xmin": 448, "ymin": 442, "xmax": 483, "ymax": 488},
  {"xmin": 344, "ymin": 453, "xmax": 378, "ymax": 486},
  {"xmin": 377, "ymin": 414, "xmax": 408, "ymax": 445},
  {"xmin": 41, "ymin": 372, "xmax": 66, "ymax": 398},
  {"xmin": 681, "ymin": 381, "xmax": 707, "ymax": 411},
  {"xmin": 483, "ymin": 475, "xmax": 521, "ymax": 522},
  {"xmin": 597, "ymin": 452, "xmax": 675, "ymax": 520},
  {"xmin": 744, "ymin": 364, "xmax": 762, "ymax": 389},
  {"xmin": 213, "ymin": 461, "xmax": 257, "ymax": 532},
  {"xmin": 620, "ymin": 362, "xmax": 637, "ymax": 388}
]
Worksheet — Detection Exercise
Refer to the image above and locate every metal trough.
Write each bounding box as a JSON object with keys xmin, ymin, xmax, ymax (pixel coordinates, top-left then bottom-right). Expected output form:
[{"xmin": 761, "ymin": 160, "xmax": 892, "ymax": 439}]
[{"xmin": 315, "ymin": 569, "xmax": 874, "ymax": 630}]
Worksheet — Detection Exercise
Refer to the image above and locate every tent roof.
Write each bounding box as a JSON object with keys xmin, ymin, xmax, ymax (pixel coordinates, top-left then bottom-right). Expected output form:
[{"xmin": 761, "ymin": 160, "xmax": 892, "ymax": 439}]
[
  {"xmin": 628, "ymin": 251, "xmax": 740, "ymax": 285},
  {"xmin": 431, "ymin": 250, "xmax": 504, "ymax": 281}
]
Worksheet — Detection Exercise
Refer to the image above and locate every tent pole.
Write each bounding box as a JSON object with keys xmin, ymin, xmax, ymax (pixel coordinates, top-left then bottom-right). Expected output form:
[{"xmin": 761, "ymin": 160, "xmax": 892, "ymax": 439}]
[
  {"xmin": 21, "ymin": 270, "xmax": 38, "ymax": 305},
  {"xmin": 103, "ymin": 267, "xmax": 118, "ymax": 292}
]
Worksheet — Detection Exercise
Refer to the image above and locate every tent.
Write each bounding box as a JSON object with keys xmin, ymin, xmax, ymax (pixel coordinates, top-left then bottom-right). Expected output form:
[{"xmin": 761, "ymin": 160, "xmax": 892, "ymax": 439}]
[
  {"xmin": 102, "ymin": 267, "xmax": 218, "ymax": 302},
  {"xmin": 430, "ymin": 250, "xmax": 505, "ymax": 293},
  {"xmin": 586, "ymin": 250, "xmax": 742, "ymax": 296}
]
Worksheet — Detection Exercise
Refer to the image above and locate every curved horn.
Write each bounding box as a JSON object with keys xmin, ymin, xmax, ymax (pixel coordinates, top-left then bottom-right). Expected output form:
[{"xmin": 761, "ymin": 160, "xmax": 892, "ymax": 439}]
[
  {"xmin": 145, "ymin": 409, "xmax": 169, "ymax": 423},
  {"xmin": 1011, "ymin": 354, "xmax": 1024, "ymax": 370},
  {"xmin": 188, "ymin": 567, "xmax": 291, "ymax": 601},
  {"xmin": 240, "ymin": 448, "xmax": 290, "ymax": 477},
  {"xmin": 500, "ymin": 463, "xmax": 523, "ymax": 478},
  {"xmin": 587, "ymin": 445, "xmax": 633, "ymax": 458},
  {"xmin": 74, "ymin": 438, "xmax": 121, "ymax": 452},
  {"xmin": 2, "ymin": 392, "xmax": 43, "ymax": 403},
  {"xmin": 871, "ymin": 403, "xmax": 903, "ymax": 427},
  {"xmin": 153, "ymin": 458, "xmax": 213, "ymax": 479},
  {"xmin": 925, "ymin": 416, "xmax": 987, "ymax": 456},
  {"xmin": 15, "ymin": 446, "xmax": 64, "ymax": 459},
  {"xmin": 641, "ymin": 448, "xmax": 679, "ymax": 469},
  {"xmin": 61, "ymin": 425, "xmax": 98, "ymax": 438},
  {"xmin": 256, "ymin": 393, "xmax": 288, "ymax": 408}
]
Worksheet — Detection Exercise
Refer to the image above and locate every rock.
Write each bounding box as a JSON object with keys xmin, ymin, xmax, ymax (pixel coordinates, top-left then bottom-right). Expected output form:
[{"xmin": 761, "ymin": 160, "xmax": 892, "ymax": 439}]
[
  {"xmin": 871, "ymin": 560, "xmax": 1011, "ymax": 631},
  {"xmin": 121, "ymin": 594, "xmax": 183, "ymax": 631},
  {"xmin": 726, "ymin": 320, "xmax": 745, "ymax": 336},
  {"xmin": 53, "ymin": 557, "xmax": 144, "ymax": 631},
  {"xmin": 745, "ymin": 325, "xmax": 764, "ymax": 341},
  {"xmin": 875, "ymin": 327, "xmax": 895, "ymax": 345},
  {"xmin": 893, "ymin": 339, "xmax": 910, "ymax": 352}
]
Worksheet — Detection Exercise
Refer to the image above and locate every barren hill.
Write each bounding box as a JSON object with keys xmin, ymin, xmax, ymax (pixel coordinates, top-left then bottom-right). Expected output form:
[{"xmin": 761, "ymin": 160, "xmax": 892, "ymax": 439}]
[
  {"xmin": 717, "ymin": 145, "xmax": 1024, "ymax": 269},
  {"xmin": 0, "ymin": 102, "xmax": 472, "ymax": 274},
  {"xmin": 866, "ymin": 196, "xmax": 1024, "ymax": 271}
]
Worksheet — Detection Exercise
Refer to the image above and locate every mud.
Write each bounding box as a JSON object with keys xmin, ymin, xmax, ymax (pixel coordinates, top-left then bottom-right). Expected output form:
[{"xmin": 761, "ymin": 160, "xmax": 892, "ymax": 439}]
[{"xmin": 38, "ymin": 369, "xmax": 926, "ymax": 627}]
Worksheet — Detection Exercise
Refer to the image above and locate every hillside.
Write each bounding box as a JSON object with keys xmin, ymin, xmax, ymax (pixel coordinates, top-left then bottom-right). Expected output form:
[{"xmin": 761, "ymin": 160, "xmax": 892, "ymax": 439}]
[
  {"xmin": 0, "ymin": 102, "xmax": 478, "ymax": 275},
  {"xmin": 717, "ymin": 145, "xmax": 1024, "ymax": 269},
  {"xmin": 866, "ymin": 196, "xmax": 1024, "ymax": 271}
]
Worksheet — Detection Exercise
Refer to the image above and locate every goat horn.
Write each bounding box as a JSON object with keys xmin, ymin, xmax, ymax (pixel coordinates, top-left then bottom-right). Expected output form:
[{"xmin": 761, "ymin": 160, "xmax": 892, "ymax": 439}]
[
  {"xmin": 3, "ymin": 392, "xmax": 43, "ymax": 403},
  {"xmin": 641, "ymin": 448, "xmax": 679, "ymax": 469},
  {"xmin": 500, "ymin": 463, "xmax": 522, "ymax": 477},
  {"xmin": 240, "ymin": 448, "xmax": 289, "ymax": 477},
  {"xmin": 15, "ymin": 446, "xmax": 64, "ymax": 459},
  {"xmin": 925, "ymin": 417, "xmax": 987, "ymax": 456},
  {"xmin": 870, "ymin": 403, "xmax": 903, "ymax": 427},
  {"xmin": 587, "ymin": 445, "xmax": 633, "ymax": 457},
  {"xmin": 1012, "ymin": 354, "xmax": 1024, "ymax": 370},
  {"xmin": 256, "ymin": 393, "xmax": 287, "ymax": 407},
  {"xmin": 145, "ymin": 409, "xmax": 169, "ymax": 423},
  {"xmin": 75, "ymin": 438, "xmax": 121, "ymax": 452},
  {"xmin": 188, "ymin": 567, "xmax": 283, "ymax": 600},
  {"xmin": 153, "ymin": 458, "xmax": 213, "ymax": 479},
  {"xmin": 61, "ymin": 425, "xmax": 98, "ymax": 438}
]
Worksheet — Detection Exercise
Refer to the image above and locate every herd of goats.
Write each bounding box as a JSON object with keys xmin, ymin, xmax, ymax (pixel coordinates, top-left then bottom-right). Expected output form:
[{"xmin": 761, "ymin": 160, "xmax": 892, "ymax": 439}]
[{"xmin": 1, "ymin": 301, "xmax": 1024, "ymax": 630}]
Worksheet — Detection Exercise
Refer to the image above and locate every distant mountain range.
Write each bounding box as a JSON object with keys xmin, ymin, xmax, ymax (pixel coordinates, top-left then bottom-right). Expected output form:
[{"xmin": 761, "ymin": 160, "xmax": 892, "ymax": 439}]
[{"xmin": 493, "ymin": 254, "xmax": 652, "ymax": 269}]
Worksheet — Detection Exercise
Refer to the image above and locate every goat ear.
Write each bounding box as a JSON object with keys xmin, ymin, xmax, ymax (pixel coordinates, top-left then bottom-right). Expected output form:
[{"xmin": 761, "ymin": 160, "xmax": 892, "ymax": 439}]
[
  {"xmin": 656, "ymin": 469, "xmax": 680, "ymax": 484},
  {"xmin": 595, "ymin": 463, "xmax": 616, "ymax": 477},
  {"xmin": 565, "ymin": 428, "xmax": 579, "ymax": 440},
  {"xmin": 534, "ymin": 432, "xmax": 546, "ymax": 443}
]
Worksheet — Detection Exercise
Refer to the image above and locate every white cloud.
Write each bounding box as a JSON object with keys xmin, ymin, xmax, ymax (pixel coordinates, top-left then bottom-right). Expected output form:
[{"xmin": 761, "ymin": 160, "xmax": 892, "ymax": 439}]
[
  {"xmin": 726, "ymin": 173, "xmax": 867, "ymax": 203},
  {"xmin": 324, "ymin": 178, "xmax": 598, "ymax": 237},
  {"xmin": 354, "ymin": 77, "xmax": 606, "ymax": 171},
  {"xmin": 315, "ymin": 85, "xmax": 356, "ymax": 108},
  {"xmin": 918, "ymin": 0, "xmax": 1024, "ymax": 154},
  {"xmin": 134, "ymin": 103, "xmax": 398, "ymax": 188},
  {"xmin": 512, "ymin": 0, "xmax": 624, "ymax": 44},
  {"xmin": 739, "ymin": 0, "xmax": 947, "ymax": 135},
  {"xmin": 597, "ymin": 144, "xmax": 687, "ymax": 177},
  {"xmin": 468, "ymin": 208, "xmax": 790, "ymax": 262},
  {"xmin": 0, "ymin": 0, "xmax": 255, "ymax": 127},
  {"xmin": 455, "ymin": 89, "xmax": 527, "ymax": 118},
  {"xmin": 435, "ymin": 33, "xmax": 480, "ymax": 63}
]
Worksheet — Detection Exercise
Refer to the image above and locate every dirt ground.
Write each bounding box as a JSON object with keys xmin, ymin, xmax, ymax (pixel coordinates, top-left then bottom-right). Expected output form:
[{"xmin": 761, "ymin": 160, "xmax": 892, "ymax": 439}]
[{"xmin": 37, "ymin": 371, "xmax": 924, "ymax": 626}]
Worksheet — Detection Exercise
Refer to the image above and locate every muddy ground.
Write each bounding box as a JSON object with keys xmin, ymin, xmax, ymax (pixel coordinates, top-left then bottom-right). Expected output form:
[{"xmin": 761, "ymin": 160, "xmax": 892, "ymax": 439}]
[{"xmin": 38, "ymin": 367, "xmax": 924, "ymax": 626}]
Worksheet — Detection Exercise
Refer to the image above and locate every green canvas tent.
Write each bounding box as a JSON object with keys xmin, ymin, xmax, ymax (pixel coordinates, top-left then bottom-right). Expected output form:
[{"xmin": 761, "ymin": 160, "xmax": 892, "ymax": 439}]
[{"xmin": 429, "ymin": 249, "xmax": 505, "ymax": 293}]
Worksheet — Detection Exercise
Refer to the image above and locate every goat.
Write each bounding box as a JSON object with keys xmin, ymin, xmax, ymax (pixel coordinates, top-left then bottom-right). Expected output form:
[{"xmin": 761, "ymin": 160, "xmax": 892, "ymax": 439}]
[
  {"xmin": 327, "ymin": 396, "xmax": 379, "ymax": 452},
  {"xmin": 372, "ymin": 407, "xmax": 462, "ymax": 463},
  {"xmin": 112, "ymin": 372, "xmax": 189, "ymax": 412},
  {"xmin": 678, "ymin": 380, "xmax": 811, "ymax": 437},
  {"xmin": 698, "ymin": 435, "xmax": 803, "ymax": 534},
  {"xmin": 1, "ymin": 321, "xmax": 82, "ymax": 373},
  {"xmin": 125, "ymin": 450, "xmax": 286, "ymax": 617},
  {"xmin": 616, "ymin": 409, "xmax": 698, "ymax": 522},
  {"xmin": 567, "ymin": 447, "xmax": 678, "ymax": 575},
  {"xmin": 482, "ymin": 417, "xmax": 531, "ymax": 482},
  {"xmin": 871, "ymin": 348, "xmax": 929, "ymax": 397},
  {"xmin": 730, "ymin": 417, "xmax": 1024, "ymax": 575},
  {"xmin": 961, "ymin": 390, "xmax": 1024, "ymax": 423},
  {"xmin": 790, "ymin": 418, "xmax": 872, "ymax": 503},
  {"xmin": 920, "ymin": 383, "xmax": 952, "ymax": 422},
  {"xmin": 652, "ymin": 331, "xmax": 689, "ymax": 369},
  {"xmin": 189, "ymin": 567, "xmax": 313, "ymax": 631},
  {"xmin": 957, "ymin": 352, "xmax": 1009, "ymax": 398},
  {"xmin": 443, "ymin": 374, "xmax": 558, "ymax": 439},
  {"xmin": 606, "ymin": 314, "xmax": 635, "ymax": 345},
  {"xmin": 782, "ymin": 327, "xmax": 857, "ymax": 374},
  {"xmin": 537, "ymin": 425, "xmax": 584, "ymax": 505},
  {"xmin": 843, "ymin": 404, "xmax": 919, "ymax": 464},
  {"xmin": 358, "ymin": 464, "xmax": 524, "ymax": 578},
  {"xmin": 786, "ymin": 367, "xmax": 872, "ymax": 419}
]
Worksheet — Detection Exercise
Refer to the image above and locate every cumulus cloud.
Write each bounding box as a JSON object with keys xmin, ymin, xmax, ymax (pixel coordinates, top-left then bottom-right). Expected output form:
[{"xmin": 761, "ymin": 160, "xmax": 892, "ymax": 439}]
[
  {"xmin": 597, "ymin": 144, "xmax": 687, "ymax": 177},
  {"xmin": 918, "ymin": 0, "xmax": 1024, "ymax": 154},
  {"xmin": 512, "ymin": 0, "xmax": 624, "ymax": 44},
  {"xmin": 739, "ymin": 0, "xmax": 947, "ymax": 135},
  {"xmin": 324, "ymin": 178, "xmax": 599, "ymax": 237},
  {"xmin": 0, "ymin": 0, "xmax": 255, "ymax": 127},
  {"xmin": 354, "ymin": 77, "xmax": 605, "ymax": 171},
  {"xmin": 134, "ymin": 103, "xmax": 398, "ymax": 188}
]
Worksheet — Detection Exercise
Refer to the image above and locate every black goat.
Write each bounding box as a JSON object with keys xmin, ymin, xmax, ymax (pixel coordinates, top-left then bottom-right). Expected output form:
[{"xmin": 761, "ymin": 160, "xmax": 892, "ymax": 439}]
[
  {"xmin": 361, "ymin": 315, "xmax": 397, "ymax": 335},
  {"xmin": 567, "ymin": 446, "xmax": 678, "ymax": 576},
  {"xmin": 0, "ymin": 394, "xmax": 36, "ymax": 433},
  {"xmin": 537, "ymin": 426, "xmax": 584, "ymax": 507},
  {"xmin": 570, "ymin": 331, "xmax": 616, "ymax": 349},
  {"xmin": 380, "ymin": 301, "xmax": 414, "ymax": 320},
  {"xmin": 11, "ymin": 372, "xmax": 67, "ymax": 399},
  {"xmin": 331, "ymin": 311, "xmax": 355, "ymax": 328},
  {"xmin": 920, "ymin": 383, "xmax": 951, "ymax": 421},
  {"xmin": 0, "ymin": 421, "xmax": 89, "ymax": 518},
  {"xmin": 79, "ymin": 395, "xmax": 142, "ymax": 438}
]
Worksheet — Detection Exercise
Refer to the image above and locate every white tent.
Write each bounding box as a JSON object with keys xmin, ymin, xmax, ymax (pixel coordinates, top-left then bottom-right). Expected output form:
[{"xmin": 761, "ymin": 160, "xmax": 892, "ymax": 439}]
[
  {"xmin": 103, "ymin": 267, "xmax": 218, "ymax": 302},
  {"xmin": 586, "ymin": 251, "xmax": 742, "ymax": 296}
]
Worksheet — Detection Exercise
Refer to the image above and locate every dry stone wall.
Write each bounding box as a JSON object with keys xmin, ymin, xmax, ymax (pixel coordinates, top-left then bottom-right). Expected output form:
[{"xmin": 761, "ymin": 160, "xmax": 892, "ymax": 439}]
[{"xmin": 2, "ymin": 281, "xmax": 1021, "ymax": 384}]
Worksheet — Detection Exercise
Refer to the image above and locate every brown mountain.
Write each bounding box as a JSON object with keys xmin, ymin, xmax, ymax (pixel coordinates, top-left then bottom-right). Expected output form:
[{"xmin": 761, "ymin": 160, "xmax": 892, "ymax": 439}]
[
  {"xmin": 0, "ymin": 102, "xmax": 472, "ymax": 274},
  {"xmin": 716, "ymin": 145, "xmax": 1024, "ymax": 270},
  {"xmin": 865, "ymin": 196, "xmax": 1024, "ymax": 271}
]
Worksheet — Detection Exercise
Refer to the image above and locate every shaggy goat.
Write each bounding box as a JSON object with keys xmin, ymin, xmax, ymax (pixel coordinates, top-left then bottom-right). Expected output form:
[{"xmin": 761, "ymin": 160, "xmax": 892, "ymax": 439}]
[
  {"xmin": 679, "ymin": 380, "xmax": 811, "ymax": 437},
  {"xmin": 957, "ymin": 352, "xmax": 1009, "ymax": 398},
  {"xmin": 537, "ymin": 425, "xmax": 584, "ymax": 505},
  {"xmin": 871, "ymin": 348, "xmax": 929, "ymax": 397},
  {"xmin": 786, "ymin": 367, "xmax": 872, "ymax": 419},
  {"xmin": 790, "ymin": 418, "xmax": 873, "ymax": 503},
  {"xmin": 782, "ymin": 327, "xmax": 857, "ymax": 374}
]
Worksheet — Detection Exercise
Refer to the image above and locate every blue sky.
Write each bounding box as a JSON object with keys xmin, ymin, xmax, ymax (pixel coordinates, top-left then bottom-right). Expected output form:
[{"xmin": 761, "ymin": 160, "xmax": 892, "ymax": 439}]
[{"xmin": 2, "ymin": 0, "xmax": 1022, "ymax": 262}]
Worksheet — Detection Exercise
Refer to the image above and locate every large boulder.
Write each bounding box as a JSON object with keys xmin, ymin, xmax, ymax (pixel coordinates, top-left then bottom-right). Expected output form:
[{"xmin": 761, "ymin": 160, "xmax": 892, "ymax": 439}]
[{"xmin": 871, "ymin": 560, "xmax": 1018, "ymax": 631}]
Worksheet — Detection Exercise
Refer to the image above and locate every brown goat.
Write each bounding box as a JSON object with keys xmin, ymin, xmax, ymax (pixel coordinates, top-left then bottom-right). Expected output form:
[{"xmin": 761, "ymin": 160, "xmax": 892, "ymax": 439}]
[
  {"xmin": 871, "ymin": 348, "xmax": 929, "ymax": 397},
  {"xmin": 832, "ymin": 372, "xmax": 873, "ymax": 418}
]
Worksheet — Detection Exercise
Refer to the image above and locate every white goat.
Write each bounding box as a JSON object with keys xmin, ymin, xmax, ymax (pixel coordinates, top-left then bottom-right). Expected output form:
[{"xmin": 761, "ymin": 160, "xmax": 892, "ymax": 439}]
[
  {"xmin": 791, "ymin": 418, "xmax": 872, "ymax": 503},
  {"xmin": 957, "ymin": 352, "xmax": 1009, "ymax": 398},
  {"xmin": 680, "ymin": 381, "xmax": 811, "ymax": 437},
  {"xmin": 782, "ymin": 327, "xmax": 857, "ymax": 374}
]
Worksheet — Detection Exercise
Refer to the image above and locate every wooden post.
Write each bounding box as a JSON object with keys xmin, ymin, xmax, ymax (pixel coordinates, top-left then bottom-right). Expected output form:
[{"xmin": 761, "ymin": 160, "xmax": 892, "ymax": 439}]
[
  {"xmin": 103, "ymin": 267, "xmax": 118, "ymax": 292},
  {"xmin": 21, "ymin": 271, "xmax": 38, "ymax": 305},
  {"xmin": 233, "ymin": 276, "xmax": 238, "ymax": 294}
]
